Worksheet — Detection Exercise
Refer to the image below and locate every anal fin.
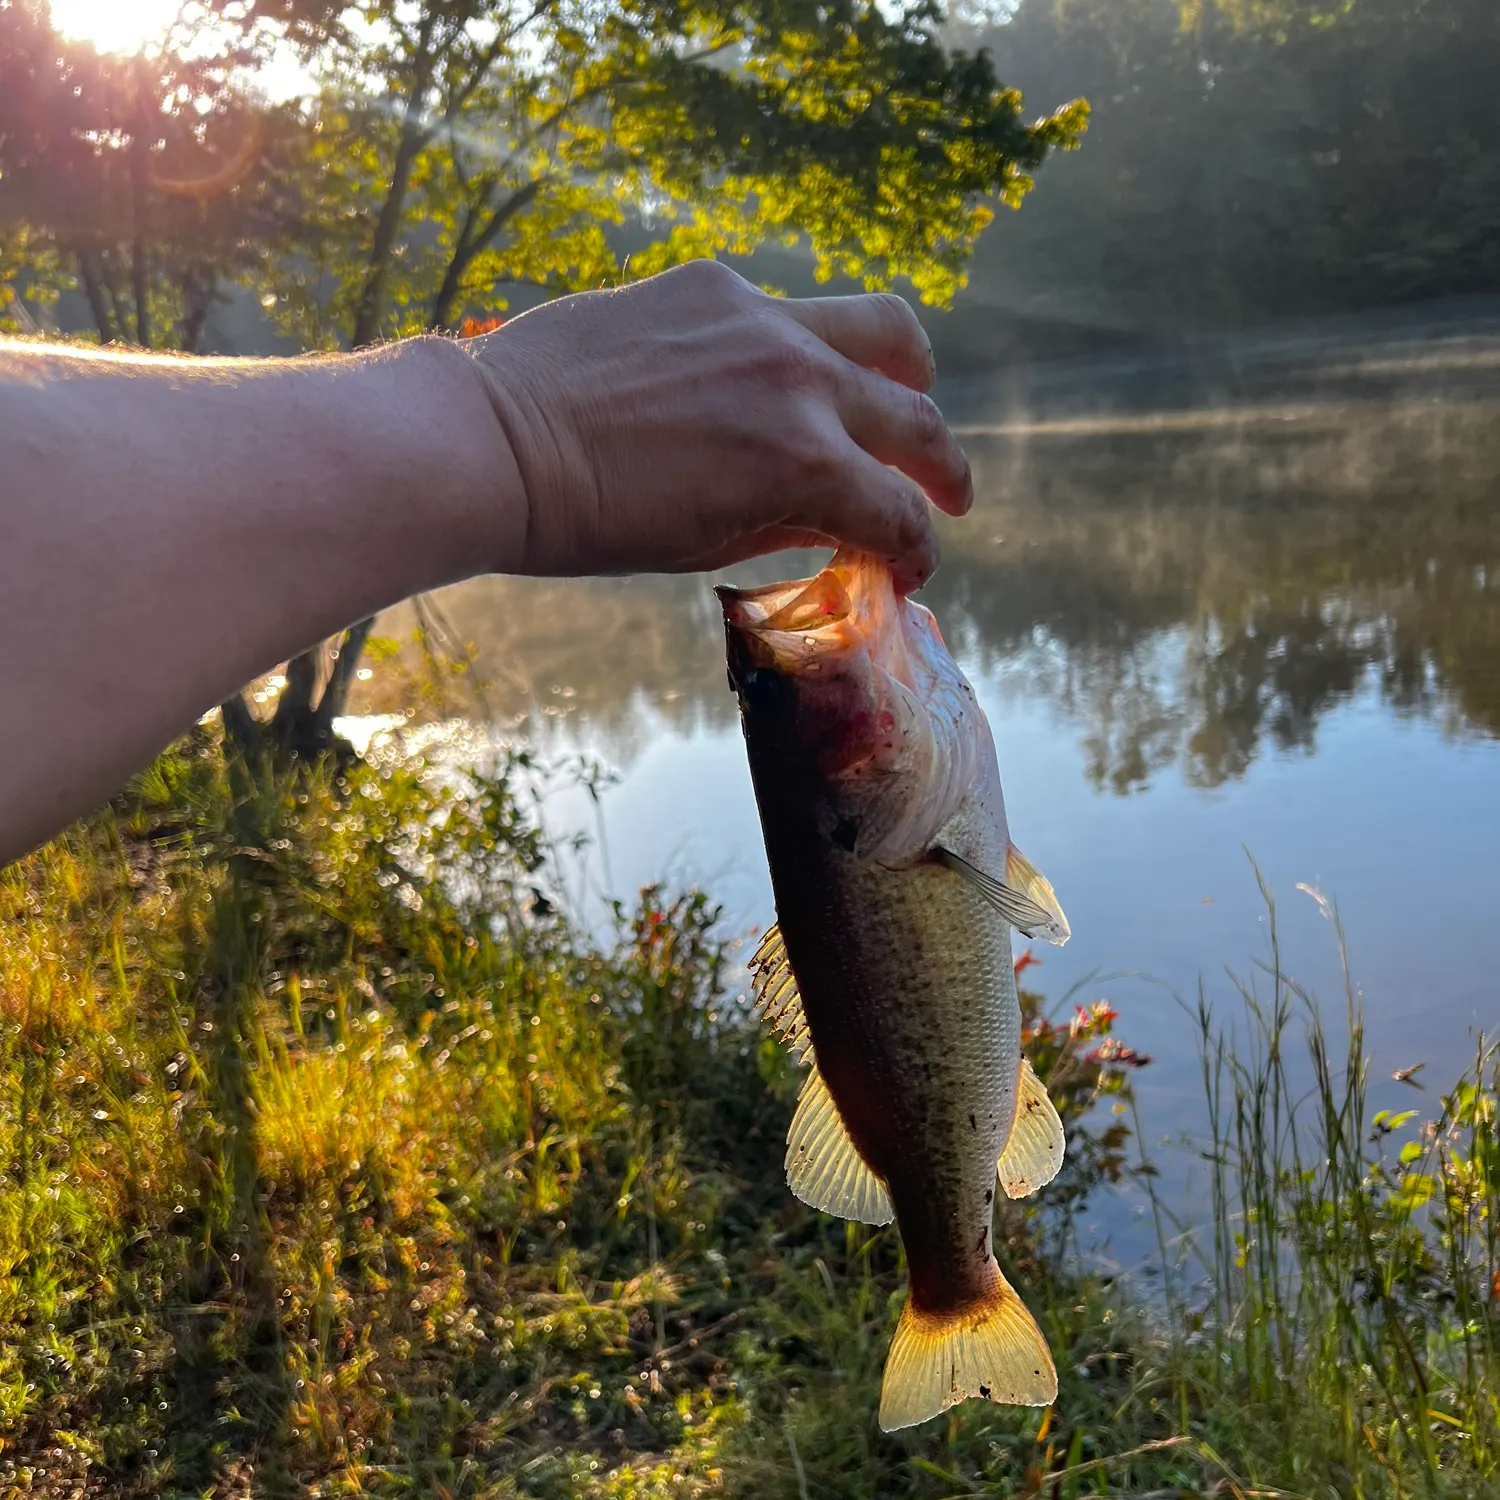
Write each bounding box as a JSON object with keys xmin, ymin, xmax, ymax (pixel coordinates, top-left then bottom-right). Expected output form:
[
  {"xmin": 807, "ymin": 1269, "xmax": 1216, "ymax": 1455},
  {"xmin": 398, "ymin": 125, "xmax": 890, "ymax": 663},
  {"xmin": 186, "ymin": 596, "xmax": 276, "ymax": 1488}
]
[
  {"xmin": 998, "ymin": 1058, "xmax": 1065, "ymax": 1199},
  {"xmin": 786, "ymin": 1060, "xmax": 894, "ymax": 1226},
  {"xmin": 751, "ymin": 922, "xmax": 893, "ymax": 1226},
  {"xmin": 878, "ymin": 1266, "xmax": 1056, "ymax": 1431}
]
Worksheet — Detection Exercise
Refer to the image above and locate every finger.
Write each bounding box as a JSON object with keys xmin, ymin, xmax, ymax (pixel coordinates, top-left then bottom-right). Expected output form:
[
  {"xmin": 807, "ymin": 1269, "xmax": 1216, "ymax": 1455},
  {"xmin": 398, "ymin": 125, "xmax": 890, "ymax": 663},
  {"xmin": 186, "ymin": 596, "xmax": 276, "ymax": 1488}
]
[
  {"xmin": 679, "ymin": 525, "xmax": 843, "ymax": 575},
  {"xmin": 796, "ymin": 439, "xmax": 941, "ymax": 595},
  {"xmin": 836, "ymin": 363, "xmax": 972, "ymax": 518},
  {"xmin": 777, "ymin": 291, "xmax": 935, "ymax": 392}
]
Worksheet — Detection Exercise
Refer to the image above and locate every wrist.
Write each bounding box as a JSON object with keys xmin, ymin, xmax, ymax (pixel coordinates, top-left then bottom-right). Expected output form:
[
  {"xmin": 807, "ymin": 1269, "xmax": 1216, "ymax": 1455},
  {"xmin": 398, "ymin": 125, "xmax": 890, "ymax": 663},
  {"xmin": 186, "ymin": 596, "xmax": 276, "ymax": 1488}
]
[{"xmin": 353, "ymin": 334, "xmax": 530, "ymax": 585}]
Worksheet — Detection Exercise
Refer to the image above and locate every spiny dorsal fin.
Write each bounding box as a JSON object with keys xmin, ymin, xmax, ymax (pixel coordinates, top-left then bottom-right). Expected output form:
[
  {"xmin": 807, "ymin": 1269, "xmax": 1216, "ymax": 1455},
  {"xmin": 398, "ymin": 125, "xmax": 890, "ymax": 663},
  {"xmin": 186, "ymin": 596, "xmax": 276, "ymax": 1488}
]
[
  {"xmin": 749, "ymin": 923, "xmax": 812, "ymax": 1061},
  {"xmin": 1006, "ymin": 845, "xmax": 1071, "ymax": 947},
  {"xmin": 786, "ymin": 1059, "xmax": 894, "ymax": 1226},
  {"xmin": 932, "ymin": 847, "xmax": 1070, "ymax": 948},
  {"xmin": 878, "ymin": 1266, "xmax": 1056, "ymax": 1430},
  {"xmin": 998, "ymin": 1058, "xmax": 1066, "ymax": 1199}
]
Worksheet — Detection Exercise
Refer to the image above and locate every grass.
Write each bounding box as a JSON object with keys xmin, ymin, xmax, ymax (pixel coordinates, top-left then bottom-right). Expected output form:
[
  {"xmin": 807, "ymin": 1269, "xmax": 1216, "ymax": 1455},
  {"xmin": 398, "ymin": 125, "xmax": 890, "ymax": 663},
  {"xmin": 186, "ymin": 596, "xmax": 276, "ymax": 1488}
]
[{"xmin": 0, "ymin": 730, "xmax": 1494, "ymax": 1498}]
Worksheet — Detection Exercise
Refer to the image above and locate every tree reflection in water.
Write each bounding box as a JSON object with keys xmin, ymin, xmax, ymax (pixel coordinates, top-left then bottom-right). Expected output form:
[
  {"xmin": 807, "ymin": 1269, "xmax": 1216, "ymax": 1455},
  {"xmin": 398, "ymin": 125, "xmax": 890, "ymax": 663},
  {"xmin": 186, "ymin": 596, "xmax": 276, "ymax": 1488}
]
[{"xmin": 362, "ymin": 381, "xmax": 1500, "ymax": 794}]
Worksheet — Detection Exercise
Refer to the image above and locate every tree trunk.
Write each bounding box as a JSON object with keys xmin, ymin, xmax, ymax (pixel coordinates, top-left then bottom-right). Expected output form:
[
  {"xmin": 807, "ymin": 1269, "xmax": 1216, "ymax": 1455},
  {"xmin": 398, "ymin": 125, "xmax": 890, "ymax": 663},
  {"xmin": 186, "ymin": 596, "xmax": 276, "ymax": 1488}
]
[
  {"xmin": 129, "ymin": 74, "xmax": 152, "ymax": 348},
  {"xmin": 426, "ymin": 178, "xmax": 546, "ymax": 332},
  {"xmin": 252, "ymin": 25, "xmax": 438, "ymax": 766},
  {"xmin": 130, "ymin": 229, "xmax": 149, "ymax": 348},
  {"xmin": 350, "ymin": 21, "xmax": 436, "ymax": 349},
  {"xmin": 76, "ymin": 250, "xmax": 117, "ymax": 343},
  {"xmin": 181, "ymin": 268, "xmax": 214, "ymax": 354},
  {"xmin": 427, "ymin": 208, "xmax": 479, "ymax": 332}
]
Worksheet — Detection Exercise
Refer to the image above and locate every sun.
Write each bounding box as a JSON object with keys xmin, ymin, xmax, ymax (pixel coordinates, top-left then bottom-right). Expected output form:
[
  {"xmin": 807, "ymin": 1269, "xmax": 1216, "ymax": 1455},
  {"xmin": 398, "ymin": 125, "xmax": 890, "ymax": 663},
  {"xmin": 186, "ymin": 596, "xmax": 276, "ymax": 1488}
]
[{"xmin": 48, "ymin": 0, "xmax": 186, "ymax": 55}]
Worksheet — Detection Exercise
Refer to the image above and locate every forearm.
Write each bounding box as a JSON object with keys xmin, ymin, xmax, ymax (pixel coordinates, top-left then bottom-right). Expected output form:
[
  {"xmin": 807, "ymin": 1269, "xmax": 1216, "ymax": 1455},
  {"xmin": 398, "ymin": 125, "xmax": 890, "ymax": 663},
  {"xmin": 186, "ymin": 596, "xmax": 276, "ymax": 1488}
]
[{"xmin": 0, "ymin": 336, "xmax": 518, "ymax": 864}]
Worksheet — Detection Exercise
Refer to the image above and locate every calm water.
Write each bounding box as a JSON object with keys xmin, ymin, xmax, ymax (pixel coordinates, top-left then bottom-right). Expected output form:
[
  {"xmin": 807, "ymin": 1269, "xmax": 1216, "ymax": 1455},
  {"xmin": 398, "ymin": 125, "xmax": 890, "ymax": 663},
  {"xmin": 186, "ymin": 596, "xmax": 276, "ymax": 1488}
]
[{"xmin": 358, "ymin": 318, "xmax": 1500, "ymax": 1258}]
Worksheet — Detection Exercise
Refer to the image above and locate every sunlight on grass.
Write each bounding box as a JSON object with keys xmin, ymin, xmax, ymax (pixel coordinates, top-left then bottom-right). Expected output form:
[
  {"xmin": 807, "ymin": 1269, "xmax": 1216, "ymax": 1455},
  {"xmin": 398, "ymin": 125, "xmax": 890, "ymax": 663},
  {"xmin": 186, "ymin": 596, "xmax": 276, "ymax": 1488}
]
[{"xmin": 0, "ymin": 730, "xmax": 1491, "ymax": 1497}]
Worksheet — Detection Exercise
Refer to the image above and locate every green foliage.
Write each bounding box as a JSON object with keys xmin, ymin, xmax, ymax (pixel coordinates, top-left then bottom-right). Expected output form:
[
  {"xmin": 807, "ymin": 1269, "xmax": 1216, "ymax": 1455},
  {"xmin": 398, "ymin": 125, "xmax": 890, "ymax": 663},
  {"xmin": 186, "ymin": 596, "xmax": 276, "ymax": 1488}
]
[
  {"xmin": 960, "ymin": 0, "xmax": 1500, "ymax": 334},
  {"xmin": 0, "ymin": 737, "xmax": 1135, "ymax": 1496},
  {"xmin": 2, "ymin": 743, "xmax": 1498, "ymax": 1495},
  {"xmin": 0, "ymin": 0, "xmax": 1083, "ymax": 352},
  {"xmin": 1142, "ymin": 870, "xmax": 1500, "ymax": 1496},
  {"xmin": 268, "ymin": 0, "xmax": 1084, "ymax": 348},
  {"xmin": 0, "ymin": 1, "xmax": 321, "ymax": 348}
]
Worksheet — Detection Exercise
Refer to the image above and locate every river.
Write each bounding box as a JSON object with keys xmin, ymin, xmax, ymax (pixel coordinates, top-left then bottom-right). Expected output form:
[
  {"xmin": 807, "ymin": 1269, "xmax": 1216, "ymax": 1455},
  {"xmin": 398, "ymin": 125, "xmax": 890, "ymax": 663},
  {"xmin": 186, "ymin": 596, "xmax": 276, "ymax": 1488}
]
[{"xmin": 351, "ymin": 311, "xmax": 1500, "ymax": 1262}]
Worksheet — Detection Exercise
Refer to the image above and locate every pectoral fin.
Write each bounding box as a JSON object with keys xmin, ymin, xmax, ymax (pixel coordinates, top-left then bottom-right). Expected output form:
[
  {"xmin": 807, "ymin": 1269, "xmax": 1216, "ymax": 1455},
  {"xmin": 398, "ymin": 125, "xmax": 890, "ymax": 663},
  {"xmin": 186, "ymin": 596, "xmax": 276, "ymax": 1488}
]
[
  {"xmin": 932, "ymin": 846, "xmax": 1070, "ymax": 947},
  {"xmin": 786, "ymin": 1060, "xmax": 894, "ymax": 1226},
  {"xmin": 998, "ymin": 1059, "xmax": 1066, "ymax": 1199},
  {"xmin": 1005, "ymin": 845, "xmax": 1071, "ymax": 947}
]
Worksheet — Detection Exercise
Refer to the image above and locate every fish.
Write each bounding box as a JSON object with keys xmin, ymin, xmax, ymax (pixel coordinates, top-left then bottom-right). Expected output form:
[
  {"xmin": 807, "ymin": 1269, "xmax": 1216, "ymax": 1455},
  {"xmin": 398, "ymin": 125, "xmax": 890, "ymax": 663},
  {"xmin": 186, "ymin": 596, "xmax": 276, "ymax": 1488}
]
[{"xmin": 716, "ymin": 548, "xmax": 1071, "ymax": 1432}]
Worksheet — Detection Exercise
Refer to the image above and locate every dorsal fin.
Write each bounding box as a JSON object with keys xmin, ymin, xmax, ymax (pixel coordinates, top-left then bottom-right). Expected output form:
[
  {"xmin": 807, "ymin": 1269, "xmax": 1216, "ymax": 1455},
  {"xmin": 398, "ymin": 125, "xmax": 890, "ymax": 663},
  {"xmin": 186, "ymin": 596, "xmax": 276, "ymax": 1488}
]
[
  {"xmin": 997, "ymin": 1059, "xmax": 1066, "ymax": 1199},
  {"xmin": 786, "ymin": 1060, "xmax": 895, "ymax": 1225},
  {"xmin": 749, "ymin": 923, "xmax": 812, "ymax": 1061}
]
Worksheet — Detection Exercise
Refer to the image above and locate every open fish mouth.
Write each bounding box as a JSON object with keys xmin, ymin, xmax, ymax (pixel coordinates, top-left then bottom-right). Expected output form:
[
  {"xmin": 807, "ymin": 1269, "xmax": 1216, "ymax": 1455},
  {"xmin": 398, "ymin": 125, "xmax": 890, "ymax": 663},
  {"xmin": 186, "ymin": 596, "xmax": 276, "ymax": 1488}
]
[
  {"xmin": 718, "ymin": 549, "xmax": 984, "ymax": 862},
  {"xmin": 716, "ymin": 548, "xmax": 919, "ymax": 681}
]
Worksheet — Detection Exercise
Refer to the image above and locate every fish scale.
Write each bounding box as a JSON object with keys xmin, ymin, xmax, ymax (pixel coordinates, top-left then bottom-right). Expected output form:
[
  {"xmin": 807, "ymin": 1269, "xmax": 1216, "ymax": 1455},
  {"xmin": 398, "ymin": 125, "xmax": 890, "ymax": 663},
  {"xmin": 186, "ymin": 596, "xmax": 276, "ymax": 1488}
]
[{"xmin": 721, "ymin": 548, "xmax": 1072, "ymax": 1431}]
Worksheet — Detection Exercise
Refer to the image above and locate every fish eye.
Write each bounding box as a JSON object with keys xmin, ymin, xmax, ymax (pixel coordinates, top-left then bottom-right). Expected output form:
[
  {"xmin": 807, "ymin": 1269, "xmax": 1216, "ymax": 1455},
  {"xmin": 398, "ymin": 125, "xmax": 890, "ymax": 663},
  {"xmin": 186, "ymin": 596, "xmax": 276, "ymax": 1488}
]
[{"xmin": 737, "ymin": 666, "xmax": 787, "ymax": 713}]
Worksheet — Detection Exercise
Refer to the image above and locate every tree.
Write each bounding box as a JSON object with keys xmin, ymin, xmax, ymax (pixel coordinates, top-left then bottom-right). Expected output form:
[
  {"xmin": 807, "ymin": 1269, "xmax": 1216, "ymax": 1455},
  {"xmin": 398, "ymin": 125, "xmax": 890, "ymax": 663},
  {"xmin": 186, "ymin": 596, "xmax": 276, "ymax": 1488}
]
[
  {"xmin": 946, "ymin": 0, "xmax": 1500, "ymax": 353},
  {"xmin": 0, "ymin": 1, "xmax": 331, "ymax": 351},
  {"xmin": 248, "ymin": 0, "xmax": 1086, "ymax": 759},
  {"xmin": 1, "ymin": 0, "xmax": 1085, "ymax": 763},
  {"xmin": 263, "ymin": 0, "xmax": 1086, "ymax": 348}
]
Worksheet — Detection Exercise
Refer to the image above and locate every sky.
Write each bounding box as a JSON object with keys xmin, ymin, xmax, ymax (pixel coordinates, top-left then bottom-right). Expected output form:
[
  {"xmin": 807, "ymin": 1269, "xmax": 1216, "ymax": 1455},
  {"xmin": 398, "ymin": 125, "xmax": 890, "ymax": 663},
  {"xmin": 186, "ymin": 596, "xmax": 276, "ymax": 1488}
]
[{"xmin": 47, "ymin": 0, "xmax": 315, "ymax": 99}]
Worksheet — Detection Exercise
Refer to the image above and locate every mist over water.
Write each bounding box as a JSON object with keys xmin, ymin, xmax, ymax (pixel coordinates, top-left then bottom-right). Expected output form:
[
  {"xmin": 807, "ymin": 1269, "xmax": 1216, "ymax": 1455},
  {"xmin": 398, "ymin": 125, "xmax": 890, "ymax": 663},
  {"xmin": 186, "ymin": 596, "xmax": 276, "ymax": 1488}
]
[{"xmin": 358, "ymin": 311, "xmax": 1500, "ymax": 1257}]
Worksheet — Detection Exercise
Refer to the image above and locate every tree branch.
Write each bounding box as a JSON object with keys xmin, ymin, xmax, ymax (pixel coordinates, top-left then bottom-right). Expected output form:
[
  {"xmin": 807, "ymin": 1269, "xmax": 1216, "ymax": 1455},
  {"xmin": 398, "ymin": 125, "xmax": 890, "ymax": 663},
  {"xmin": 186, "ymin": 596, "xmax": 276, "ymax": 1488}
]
[
  {"xmin": 439, "ymin": 0, "xmax": 553, "ymax": 128},
  {"xmin": 351, "ymin": 12, "xmax": 439, "ymax": 347},
  {"xmin": 427, "ymin": 175, "xmax": 546, "ymax": 331}
]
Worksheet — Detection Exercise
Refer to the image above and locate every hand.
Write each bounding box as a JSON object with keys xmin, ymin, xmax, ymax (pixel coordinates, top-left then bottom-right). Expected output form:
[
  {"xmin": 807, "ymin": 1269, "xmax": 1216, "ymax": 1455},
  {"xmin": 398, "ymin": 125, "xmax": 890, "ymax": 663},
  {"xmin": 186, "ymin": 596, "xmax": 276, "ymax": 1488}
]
[{"xmin": 463, "ymin": 259, "xmax": 973, "ymax": 594}]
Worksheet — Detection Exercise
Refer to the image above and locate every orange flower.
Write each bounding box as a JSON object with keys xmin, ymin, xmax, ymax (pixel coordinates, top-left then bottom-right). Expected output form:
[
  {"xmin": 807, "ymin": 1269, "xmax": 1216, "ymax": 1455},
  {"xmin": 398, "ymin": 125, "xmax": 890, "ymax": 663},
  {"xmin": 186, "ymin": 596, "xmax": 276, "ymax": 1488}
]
[{"xmin": 458, "ymin": 315, "xmax": 506, "ymax": 338}]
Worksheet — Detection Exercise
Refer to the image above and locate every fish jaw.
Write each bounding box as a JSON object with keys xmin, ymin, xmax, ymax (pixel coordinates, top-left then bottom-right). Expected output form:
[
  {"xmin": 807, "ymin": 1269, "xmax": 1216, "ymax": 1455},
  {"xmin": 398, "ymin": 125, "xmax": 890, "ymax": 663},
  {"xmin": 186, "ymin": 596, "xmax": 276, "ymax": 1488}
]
[{"xmin": 718, "ymin": 550, "xmax": 986, "ymax": 863}]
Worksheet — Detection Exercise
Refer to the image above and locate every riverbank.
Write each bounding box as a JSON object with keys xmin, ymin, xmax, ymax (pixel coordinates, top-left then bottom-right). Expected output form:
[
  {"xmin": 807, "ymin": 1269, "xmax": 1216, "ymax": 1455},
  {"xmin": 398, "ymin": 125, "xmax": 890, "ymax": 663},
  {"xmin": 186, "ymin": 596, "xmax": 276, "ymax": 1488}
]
[{"xmin": 1, "ymin": 735, "xmax": 1493, "ymax": 1497}]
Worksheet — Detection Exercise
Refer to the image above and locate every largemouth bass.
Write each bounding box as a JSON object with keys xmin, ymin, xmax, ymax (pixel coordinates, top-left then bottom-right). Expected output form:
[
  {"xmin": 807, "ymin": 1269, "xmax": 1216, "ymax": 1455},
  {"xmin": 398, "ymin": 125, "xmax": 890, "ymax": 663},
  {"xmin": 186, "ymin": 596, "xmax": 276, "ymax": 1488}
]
[{"xmin": 717, "ymin": 549, "xmax": 1071, "ymax": 1431}]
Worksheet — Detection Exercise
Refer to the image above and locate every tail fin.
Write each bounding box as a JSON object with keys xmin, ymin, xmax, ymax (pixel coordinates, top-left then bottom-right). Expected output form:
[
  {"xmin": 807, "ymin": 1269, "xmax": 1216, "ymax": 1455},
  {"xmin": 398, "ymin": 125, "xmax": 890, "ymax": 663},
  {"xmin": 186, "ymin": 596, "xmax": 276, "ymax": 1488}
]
[{"xmin": 878, "ymin": 1268, "xmax": 1056, "ymax": 1431}]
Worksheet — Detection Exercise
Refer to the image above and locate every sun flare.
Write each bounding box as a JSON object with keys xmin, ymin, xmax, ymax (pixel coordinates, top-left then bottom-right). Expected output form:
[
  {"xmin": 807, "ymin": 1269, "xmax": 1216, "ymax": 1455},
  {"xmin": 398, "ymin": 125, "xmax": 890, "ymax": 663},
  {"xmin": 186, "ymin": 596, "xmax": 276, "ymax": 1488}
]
[{"xmin": 47, "ymin": 0, "xmax": 186, "ymax": 55}]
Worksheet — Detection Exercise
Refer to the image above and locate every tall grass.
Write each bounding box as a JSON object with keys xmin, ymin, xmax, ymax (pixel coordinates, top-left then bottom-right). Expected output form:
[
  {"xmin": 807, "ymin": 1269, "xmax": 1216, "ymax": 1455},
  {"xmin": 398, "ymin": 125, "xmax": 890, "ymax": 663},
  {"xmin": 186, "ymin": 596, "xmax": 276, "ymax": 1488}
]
[
  {"xmin": 0, "ymin": 735, "xmax": 1493, "ymax": 1497},
  {"xmin": 1145, "ymin": 871, "xmax": 1500, "ymax": 1499}
]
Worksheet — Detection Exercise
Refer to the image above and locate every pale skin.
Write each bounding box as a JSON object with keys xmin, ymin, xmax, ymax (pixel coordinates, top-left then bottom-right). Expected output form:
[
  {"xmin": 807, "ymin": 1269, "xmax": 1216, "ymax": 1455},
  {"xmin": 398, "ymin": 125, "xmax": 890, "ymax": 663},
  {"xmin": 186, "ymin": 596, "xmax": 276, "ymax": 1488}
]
[{"xmin": 0, "ymin": 259, "xmax": 973, "ymax": 868}]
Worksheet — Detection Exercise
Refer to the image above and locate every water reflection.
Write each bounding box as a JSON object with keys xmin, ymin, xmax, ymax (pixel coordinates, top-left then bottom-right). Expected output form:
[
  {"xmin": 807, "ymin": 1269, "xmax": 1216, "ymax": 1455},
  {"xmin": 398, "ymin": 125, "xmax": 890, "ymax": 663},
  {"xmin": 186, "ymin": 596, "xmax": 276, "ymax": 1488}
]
[
  {"xmin": 352, "ymin": 339, "xmax": 1500, "ymax": 1259},
  {"xmin": 362, "ymin": 382, "xmax": 1500, "ymax": 789}
]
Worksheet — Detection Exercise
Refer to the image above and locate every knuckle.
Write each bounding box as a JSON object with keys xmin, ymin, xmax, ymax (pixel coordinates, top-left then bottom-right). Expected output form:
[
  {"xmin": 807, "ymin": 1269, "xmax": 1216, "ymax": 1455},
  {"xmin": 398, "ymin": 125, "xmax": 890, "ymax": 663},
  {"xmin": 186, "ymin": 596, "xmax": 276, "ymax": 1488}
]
[
  {"xmin": 873, "ymin": 290, "xmax": 922, "ymax": 344},
  {"xmin": 781, "ymin": 426, "xmax": 841, "ymax": 490},
  {"xmin": 909, "ymin": 390, "xmax": 948, "ymax": 452},
  {"xmin": 757, "ymin": 331, "xmax": 826, "ymax": 390},
  {"xmin": 676, "ymin": 255, "xmax": 745, "ymax": 299}
]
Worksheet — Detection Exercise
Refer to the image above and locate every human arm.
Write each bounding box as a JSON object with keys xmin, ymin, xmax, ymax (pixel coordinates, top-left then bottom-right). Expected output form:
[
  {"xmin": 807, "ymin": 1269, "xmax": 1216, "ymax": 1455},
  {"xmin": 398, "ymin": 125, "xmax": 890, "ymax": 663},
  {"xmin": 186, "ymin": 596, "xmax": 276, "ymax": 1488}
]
[{"xmin": 0, "ymin": 259, "xmax": 972, "ymax": 865}]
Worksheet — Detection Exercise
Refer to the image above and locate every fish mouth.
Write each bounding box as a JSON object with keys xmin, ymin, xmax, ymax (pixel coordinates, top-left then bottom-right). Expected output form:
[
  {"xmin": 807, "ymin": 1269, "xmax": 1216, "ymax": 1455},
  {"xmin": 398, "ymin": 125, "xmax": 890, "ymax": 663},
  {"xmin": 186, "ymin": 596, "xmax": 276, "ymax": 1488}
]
[{"xmin": 715, "ymin": 549, "xmax": 902, "ymax": 676}]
